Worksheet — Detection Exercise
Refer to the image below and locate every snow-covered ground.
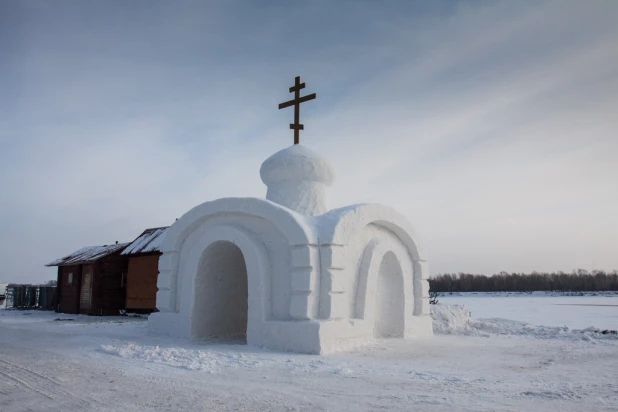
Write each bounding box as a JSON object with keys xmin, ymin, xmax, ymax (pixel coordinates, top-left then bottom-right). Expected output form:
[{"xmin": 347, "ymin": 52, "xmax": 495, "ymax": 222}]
[
  {"xmin": 1, "ymin": 299, "xmax": 617, "ymax": 411},
  {"xmin": 440, "ymin": 291, "xmax": 618, "ymax": 330}
]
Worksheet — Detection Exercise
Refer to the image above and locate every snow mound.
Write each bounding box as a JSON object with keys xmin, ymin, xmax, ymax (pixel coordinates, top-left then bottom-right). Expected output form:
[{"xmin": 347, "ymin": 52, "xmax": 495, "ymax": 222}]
[
  {"xmin": 431, "ymin": 304, "xmax": 618, "ymax": 342},
  {"xmin": 98, "ymin": 342, "xmax": 278, "ymax": 373},
  {"xmin": 98, "ymin": 342, "xmax": 357, "ymax": 375},
  {"xmin": 430, "ymin": 304, "xmax": 472, "ymax": 334}
]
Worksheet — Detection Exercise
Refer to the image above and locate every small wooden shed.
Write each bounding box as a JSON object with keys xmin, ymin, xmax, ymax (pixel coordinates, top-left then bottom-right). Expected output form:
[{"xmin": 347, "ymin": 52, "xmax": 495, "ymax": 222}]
[
  {"xmin": 46, "ymin": 243, "xmax": 129, "ymax": 315},
  {"xmin": 121, "ymin": 227, "xmax": 169, "ymax": 312}
]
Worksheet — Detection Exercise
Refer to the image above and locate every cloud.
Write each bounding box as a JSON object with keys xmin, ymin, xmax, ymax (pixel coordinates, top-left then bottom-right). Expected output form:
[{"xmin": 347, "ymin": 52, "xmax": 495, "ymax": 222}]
[{"xmin": 0, "ymin": 0, "xmax": 617, "ymax": 283}]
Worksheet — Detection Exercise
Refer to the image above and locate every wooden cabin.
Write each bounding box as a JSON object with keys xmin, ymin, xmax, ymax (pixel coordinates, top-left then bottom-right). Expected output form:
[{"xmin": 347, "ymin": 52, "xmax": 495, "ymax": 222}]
[
  {"xmin": 121, "ymin": 227, "xmax": 168, "ymax": 312},
  {"xmin": 46, "ymin": 243, "xmax": 129, "ymax": 315}
]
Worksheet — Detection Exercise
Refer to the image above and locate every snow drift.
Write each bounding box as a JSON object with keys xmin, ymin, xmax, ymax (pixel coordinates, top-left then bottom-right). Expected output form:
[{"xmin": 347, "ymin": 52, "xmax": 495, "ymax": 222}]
[
  {"xmin": 93, "ymin": 304, "xmax": 618, "ymax": 375},
  {"xmin": 431, "ymin": 304, "xmax": 618, "ymax": 341},
  {"xmin": 430, "ymin": 304, "xmax": 473, "ymax": 334},
  {"xmin": 99, "ymin": 343, "xmax": 278, "ymax": 373}
]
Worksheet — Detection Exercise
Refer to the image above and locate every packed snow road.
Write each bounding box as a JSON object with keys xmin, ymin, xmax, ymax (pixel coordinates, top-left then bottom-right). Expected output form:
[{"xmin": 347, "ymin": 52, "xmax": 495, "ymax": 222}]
[{"xmin": 0, "ymin": 308, "xmax": 617, "ymax": 411}]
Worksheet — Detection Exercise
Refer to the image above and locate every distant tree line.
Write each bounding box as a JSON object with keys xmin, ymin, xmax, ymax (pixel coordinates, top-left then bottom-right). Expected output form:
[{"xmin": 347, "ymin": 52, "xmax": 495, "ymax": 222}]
[{"xmin": 429, "ymin": 270, "xmax": 618, "ymax": 293}]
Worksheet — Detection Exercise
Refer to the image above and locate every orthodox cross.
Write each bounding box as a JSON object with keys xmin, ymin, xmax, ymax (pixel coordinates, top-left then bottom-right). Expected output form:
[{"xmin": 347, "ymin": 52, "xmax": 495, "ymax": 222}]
[{"xmin": 278, "ymin": 76, "xmax": 316, "ymax": 145}]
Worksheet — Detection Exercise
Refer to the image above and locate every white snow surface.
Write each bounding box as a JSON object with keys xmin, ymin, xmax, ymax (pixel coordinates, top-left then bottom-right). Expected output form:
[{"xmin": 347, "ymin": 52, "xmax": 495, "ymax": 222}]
[
  {"xmin": 440, "ymin": 291, "xmax": 618, "ymax": 330},
  {"xmin": 152, "ymin": 196, "xmax": 432, "ymax": 353},
  {"xmin": 121, "ymin": 227, "xmax": 168, "ymax": 255},
  {"xmin": 431, "ymin": 303, "xmax": 618, "ymax": 341},
  {"xmin": 1, "ymin": 299, "xmax": 617, "ymax": 411},
  {"xmin": 259, "ymin": 144, "xmax": 334, "ymax": 216},
  {"xmin": 45, "ymin": 243, "xmax": 129, "ymax": 266},
  {"xmin": 260, "ymin": 144, "xmax": 335, "ymax": 186}
]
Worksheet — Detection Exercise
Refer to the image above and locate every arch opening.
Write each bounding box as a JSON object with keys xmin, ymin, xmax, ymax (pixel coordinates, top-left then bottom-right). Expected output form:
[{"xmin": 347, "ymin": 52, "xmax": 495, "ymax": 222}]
[
  {"xmin": 192, "ymin": 241, "xmax": 248, "ymax": 341},
  {"xmin": 373, "ymin": 251, "xmax": 405, "ymax": 338}
]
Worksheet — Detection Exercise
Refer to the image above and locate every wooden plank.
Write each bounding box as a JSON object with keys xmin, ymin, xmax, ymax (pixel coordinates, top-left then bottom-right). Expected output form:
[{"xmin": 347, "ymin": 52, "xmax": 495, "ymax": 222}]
[
  {"xmin": 80, "ymin": 266, "xmax": 92, "ymax": 313},
  {"xmin": 126, "ymin": 255, "xmax": 159, "ymax": 310},
  {"xmin": 289, "ymin": 82, "xmax": 305, "ymax": 92},
  {"xmin": 94, "ymin": 254, "xmax": 128, "ymax": 315},
  {"xmin": 278, "ymin": 93, "xmax": 317, "ymax": 109},
  {"xmin": 58, "ymin": 265, "xmax": 81, "ymax": 314}
]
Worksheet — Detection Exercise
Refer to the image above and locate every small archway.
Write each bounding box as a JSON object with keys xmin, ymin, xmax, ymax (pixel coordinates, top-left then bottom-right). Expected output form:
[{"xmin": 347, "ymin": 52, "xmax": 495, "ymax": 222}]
[
  {"xmin": 373, "ymin": 251, "xmax": 405, "ymax": 338},
  {"xmin": 191, "ymin": 241, "xmax": 248, "ymax": 340}
]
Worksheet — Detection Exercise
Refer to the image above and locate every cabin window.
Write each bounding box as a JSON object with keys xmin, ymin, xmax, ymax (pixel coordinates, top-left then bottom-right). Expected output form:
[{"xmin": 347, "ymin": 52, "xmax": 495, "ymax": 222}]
[
  {"xmin": 120, "ymin": 272, "xmax": 126, "ymax": 288},
  {"xmin": 68, "ymin": 273, "xmax": 73, "ymax": 284}
]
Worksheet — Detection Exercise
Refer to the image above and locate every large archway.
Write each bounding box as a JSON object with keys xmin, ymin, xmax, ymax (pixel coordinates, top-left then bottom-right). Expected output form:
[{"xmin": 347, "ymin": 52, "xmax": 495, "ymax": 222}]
[
  {"xmin": 191, "ymin": 241, "xmax": 248, "ymax": 340},
  {"xmin": 373, "ymin": 251, "xmax": 405, "ymax": 338}
]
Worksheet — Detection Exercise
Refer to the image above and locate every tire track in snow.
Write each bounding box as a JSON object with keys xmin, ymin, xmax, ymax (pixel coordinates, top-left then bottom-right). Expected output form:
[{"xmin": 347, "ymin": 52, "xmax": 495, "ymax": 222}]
[
  {"xmin": 0, "ymin": 367, "xmax": 55, "ymax": 400},
  {"xmin": 0, "ymin": 357, "xmax": 103, "ymax": 408}
]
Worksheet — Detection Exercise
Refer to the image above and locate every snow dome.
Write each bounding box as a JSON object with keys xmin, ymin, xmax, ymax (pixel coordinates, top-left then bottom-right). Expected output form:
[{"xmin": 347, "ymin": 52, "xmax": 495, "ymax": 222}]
[{"xmin": 260, "ymin": 144, "xmax": 334, "ymax": 216}]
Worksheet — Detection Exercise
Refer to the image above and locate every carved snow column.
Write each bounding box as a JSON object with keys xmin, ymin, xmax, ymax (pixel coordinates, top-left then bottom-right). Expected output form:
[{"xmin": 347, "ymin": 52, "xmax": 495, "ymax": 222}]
[
  {"xmin": 289, "ymin": 244, "xmax": 320, "ymax": 320},
  {"xmin": 156, "ymin": 251, "xmax": 179, "ymax": 312},
  {"xmin": 413, "ymin": 259, "xmax": 431, "ymax": 316},
  {"xmin": 318, "ymin": 244, "xmax": 347, "ymax": 320}
]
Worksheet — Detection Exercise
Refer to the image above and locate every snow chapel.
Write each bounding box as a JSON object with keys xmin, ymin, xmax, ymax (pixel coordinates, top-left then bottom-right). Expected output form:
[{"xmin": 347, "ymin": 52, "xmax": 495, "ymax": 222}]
[{"xmin": 148, "ymin": 76, "xmax": 433, "ymax": 354}]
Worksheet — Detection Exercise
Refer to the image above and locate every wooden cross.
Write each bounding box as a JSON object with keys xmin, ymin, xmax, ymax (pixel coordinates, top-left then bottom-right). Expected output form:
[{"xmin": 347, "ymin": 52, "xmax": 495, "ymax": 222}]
[{"xmin": 278, "ymin": 76, "xmax": 316, "ymax": 145}]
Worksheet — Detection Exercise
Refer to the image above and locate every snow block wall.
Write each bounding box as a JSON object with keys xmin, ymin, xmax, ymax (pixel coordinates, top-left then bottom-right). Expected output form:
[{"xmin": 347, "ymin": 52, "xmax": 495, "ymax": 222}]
[{"xmin": 149, "ymin": 145, "xmax": 432, "ymax": 354}]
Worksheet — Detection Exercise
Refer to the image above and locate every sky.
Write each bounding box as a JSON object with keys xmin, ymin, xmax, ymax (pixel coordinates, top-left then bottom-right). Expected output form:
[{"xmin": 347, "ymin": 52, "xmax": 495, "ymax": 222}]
[{"xmin": 1, "ymin": 0, "xmax": 617, "ymax": 284}]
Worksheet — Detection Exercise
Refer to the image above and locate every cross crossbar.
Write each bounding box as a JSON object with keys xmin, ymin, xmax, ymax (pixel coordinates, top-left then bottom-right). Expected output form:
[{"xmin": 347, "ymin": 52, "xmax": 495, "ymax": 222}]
[
  {"xmin": 278, "ymin": 93, "xmax": 316, "ymax": 110},
  {"xmin": 278, "ymin": 76, "xmax": 316, "ymax": 145},
  {"xmin": 289, "ymin": 82, "xmax": 305, "ymax": 92}
]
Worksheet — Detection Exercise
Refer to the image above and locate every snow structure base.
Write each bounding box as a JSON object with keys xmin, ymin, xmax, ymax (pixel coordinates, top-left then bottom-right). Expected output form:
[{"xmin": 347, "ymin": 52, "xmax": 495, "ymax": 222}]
[{"xmin": 148, "ymin": 197, "xmax": 432, "ymax": 354}]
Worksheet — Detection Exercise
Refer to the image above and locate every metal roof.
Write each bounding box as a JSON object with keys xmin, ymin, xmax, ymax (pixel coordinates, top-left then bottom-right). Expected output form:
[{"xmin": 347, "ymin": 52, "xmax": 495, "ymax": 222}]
[
  {"xmin": 46, "ymin": 243, "xmax": 129, "ymax": 267},
  {"xmin": 121, "ymin": 227, "xmax": 169, "ymax": 256}
]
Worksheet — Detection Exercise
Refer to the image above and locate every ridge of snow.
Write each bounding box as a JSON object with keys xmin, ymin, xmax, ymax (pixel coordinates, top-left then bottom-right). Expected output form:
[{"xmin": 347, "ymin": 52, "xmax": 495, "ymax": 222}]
[
  {"xmin": 431, "ymin": 304, "xmax": 618, "ymax": 341},
  {"xmin": 121, "ymin": 227, "xmax": 168, "ymax": 256},
  {"xmin": 46, "ymin": 243, "xmax": 129, "ymax": 266}
]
